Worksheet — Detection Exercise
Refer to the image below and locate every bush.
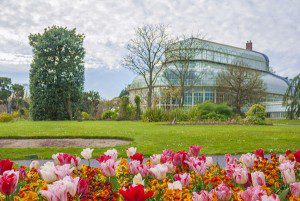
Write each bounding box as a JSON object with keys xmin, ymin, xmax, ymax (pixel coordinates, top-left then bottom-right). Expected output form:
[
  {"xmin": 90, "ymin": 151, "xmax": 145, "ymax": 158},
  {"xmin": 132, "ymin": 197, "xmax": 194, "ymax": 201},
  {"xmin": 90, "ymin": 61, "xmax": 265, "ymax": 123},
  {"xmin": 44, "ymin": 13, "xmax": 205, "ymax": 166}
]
[
  {"xmin": 245, "ymin": 104, "xmax": 266, "ymax": 125},
  {"xmin": 81, "ymin": 111, "xmax": 91, "ymax": 120},
  {"xmin": 118, "ymin": 96, "xmax": 133, "ymax": 120},
  {"xmin": 167, "ymin": 108, "xmax": 189, "ymax": 122},
  {"xmin": 0, "ymin": 113, "xmax": 14, "ymax": 122},
  {"xmin": 142, "ymin": 107, "xmax": 167, "ymax": 122},
  {"xmin": 19, "ymin": 107, "xmax": 30, "ymax": 119},
  {"xmin": 102, "ymin": 110, "xmax": 118, "ymax": 120},
  {"xmin": 12, "ymin": 111, "xmax": 19, "ymax": 118},
  {"xmin": 188, "ymin": 102, "xmax": 233, "ymax": 121}
]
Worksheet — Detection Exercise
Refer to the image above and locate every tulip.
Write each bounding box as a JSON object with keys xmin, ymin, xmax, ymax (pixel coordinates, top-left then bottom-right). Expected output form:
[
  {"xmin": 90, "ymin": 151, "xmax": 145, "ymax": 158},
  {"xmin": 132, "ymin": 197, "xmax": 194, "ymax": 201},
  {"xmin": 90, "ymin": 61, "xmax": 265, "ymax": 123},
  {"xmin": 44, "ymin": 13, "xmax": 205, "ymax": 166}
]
[
  {"xmin": 54, "ymin": 164, "xmax": 74, "ymax": 179},
  {"xmin": 168, "ymin": 181, "xmax": 182, "ymax": 190},
  {"xmin": 30, "ymin": 160, "xmax": 40, "ymax": 170},
  {"xmin": 129, "ymin": 160, "xmax": 141, "ymax": 175},
  {"xmin": 130, "ymin": 153, "xmax": 144, "ymax": 164},
  {"xmin": 213, "ymin": 183, "xmax": 232, "ymax": 201},
  {"xmin": 96, "ymin": 155, "xmax": 111, "ymax": 163},
  {"xmin": 137, "ymin": 164, "xmax": 149, "ymax": 177},
  {"xmin": 77, "ymin": 178, "xmax": 89, "ymax": 196},
  {"xmin": 126, "ymin": 147, "xmax": 137, "ymax": 158},
  {"xmin": 233, "ymin": 167, "xmax": 248, "ymax": 185},
  {"xmin": 60, "ymin": 176, "xmax": 79, "ymax": 197},
  {"xmin": 189, "ymin": 145, "xmax": 202, "ymax": 157},
  {"xmin": 240, "ymin": 153, "xmax": 256, "ymax": 169},
  {"xmin": 174, "ymin": 173, "xmax": 190, "ymax": 186},
  {"xmin": 279, "ymin": 161, "xmax": 296, "ymax": 184},
  {"xmin": 150, "ymin": 154, "xmax": 161, "ymax": 165},
  {"xmin": 172, "ymin": 151, "xmax": 188, "ymax": 166},
  {"xmin": 290, "ymin": 182, "xmax": 300, "ymax": 197},
  {"xmin": 192, "ymin": 190, "xmax": 211, "ymax": 201},
  {"xmin": 16, "ymin": 167, "xmax": 27, "ymax": 180},
  {"xmin": 162, "ymin": 149, "xmax": 174, "ymax": 157},
  {"xmin": 278, "ymin": 155, "xmax": 287, "ymax": 163},
  {"xmin": 205, "ymin": 157, "xmax": 213, "ymax": 167},
  {"xmin": 0, "ymin": 170, "xmax": 19, "ymax": 196},
  {"xmin": 261, "ymin": 194, "xmax": 280, "ymax": 201},
  {"xmin": 99, "ymin": 159, "xmax": 119, "ymax": 177},
  {"xmin": 254, "ymin": 148, "xmax": 264, "ymax": 158},
  {"xmin": 40, "ymin": 162, "xmax": 57, "ymax": 183},
  {"xmin": 225, "ymin": 154, "xmax": 237, "ymax": 166},
  {"xmin": 119, "ymin": 184, "xmax": 153, "ymax": 201},
  {"xmin": 251, "ymin": 171, "xmax": 266, "ymax": 186},
  {"xmin": 104, "ymin": 149, "xmax": 118, "ymax": 160},
  {"xmin": 164, "ymin": 161, "xmax": 175, "ymax": 173},
  {"xmin": 238, "ymin": 186, "xmax": 267, "ymax": 201},
  {"xmin": 81, "ymin": 148, "xmax": 94, "ymax": 160},
  {"xmin": 0, "ymin": 159, "xmax": 14, "ymax": 175},
  {"xmin": 186, "ymin": 157, "xmax": 206, "ymax": 175},
  {"xmin": 133, "ymin": 173, "xmax": 144, "ymax": 186},
  {"xmin": 149, "ymin": 164, "xmax": 168, "ymax": 180},
  {"xmin": 294, "ymin": 150, "xmax": 300, "ymax": 163},
  {"xmin": 52, "ymin": 153, "xmax": 81, "ymax": 166}
]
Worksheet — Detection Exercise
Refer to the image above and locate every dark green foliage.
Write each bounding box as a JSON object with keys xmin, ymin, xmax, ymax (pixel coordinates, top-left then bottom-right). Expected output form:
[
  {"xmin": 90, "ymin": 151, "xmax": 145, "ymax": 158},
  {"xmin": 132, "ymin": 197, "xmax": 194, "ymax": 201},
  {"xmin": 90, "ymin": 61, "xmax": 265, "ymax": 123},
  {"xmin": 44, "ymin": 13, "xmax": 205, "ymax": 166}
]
[
  {"xmin": 102, "ymin": 110, "xmax": 118, "ymax": 120},
  {"xmin": 0, "ymin": 77, "xmax": 12, "ymax": 113},
  {"xmin": 29, "ymin": 26, "xmax": 85, "ymax": 120},
  {"xmin": 11, "ymin": 84, "xmax": 25, "ymax": 111},
  {"xmin": 82, "ymin": 91, "xmax": 101, "ymax": 118},
  {"xmin": 283, "ymin": 74, "xmax": 300, "ymax": 119},
  {"xmin": 142, "ymin": 107, "xmax": 167, "ymax": 122},
  {"xmin": 133, "ymin": 95, "xmax": 142, "ymax": 120},
  {"xmin": 118, "ymin": 96, "xmax": 133, "ymax": 120},
  {"xmin": 245, "ymin": 104, "xmax": 266, "ymax": 125},
  {"xmin": 189, "ymin": 101, "xmax": 233, "ymax": 121},
  {"xmin": 119, "ymin": 89, "xmax": 129, "ymax": 98}
]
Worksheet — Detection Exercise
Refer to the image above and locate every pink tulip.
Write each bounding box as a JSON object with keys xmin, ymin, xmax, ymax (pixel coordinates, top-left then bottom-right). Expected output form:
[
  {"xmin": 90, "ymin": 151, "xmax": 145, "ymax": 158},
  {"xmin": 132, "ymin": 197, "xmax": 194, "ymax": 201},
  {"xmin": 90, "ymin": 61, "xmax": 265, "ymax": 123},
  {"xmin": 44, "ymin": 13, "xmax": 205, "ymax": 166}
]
[
  {"xmin": 251, "ymin": 171, "xmax": 266, "ymax": 186},
  {"xmin": 290, "ymin": 182, "xmax": 300, "ymax": 197},
  {"xmin": 238, "ymin": 186, "xmax": 267, "ymax": 201},
  {"xmin": 99, "ymin": 159, "xmax": 119, "ymax": 177},
  {"xmin": 213, "ymin": 182, "xmax": 232, "ymax": 201},
  {"xmin": 172, "ymin": 151, "xmax": 188, "ymax": 166},
  {"xmin": 225, "ymin": 154, "xmax": 237, "ymax": 166},
  {"xmin": 279, "ymin": 161, "xmax": 296, "ymax": 184},
  {"xmin": 162, "ymin": 149, "xmax": 174, "ymax": 157},
  {"xmin": 16, "ymin": 167, "xmax": 27, "ymax": 180},
  {"xmin": 261, "ymin": 194, "xmax": 280, "ymax": 201},
  {"xmin": 174, "ymin": 173, "xmax": 190, "ymax": 186},
  {"xmin": 233, "ymin": 167, "xmax": 248, "ymax": 185},
  {"xmin": 192, "ymin": 190, "xmax": 211, "ymax": 201},
  {"xmin": 0, "ymin": 170, "xmax": 19, "ymax": 195},
  {"xmin": 77, "ymin": 178, "xmax": 89, "ymax": 196},
  {"xmin": 189, "ymin": 145, "xmax": 202, "ymax": 157},
  {"xmin": 128, "ymin": 160, "xmax": 141, "ymax": 175},
  {"xmin": 186, "ymin": 157, "xmax": 207, "ymax": 175},
  {"xmin": 164, "ymin": 161, "xmax": 175, "ymax": 173},
  {"xmin": 136, "ymin": 164, "xmax": 148, "ymax": 177},
  {"xmin": 149, "ymin": 164, "xmax": 168, "ymax": 180},
  {"xmin": 150, "ymin": 154, "xmax": 162, "ymax": 165},
  {"xmin": 54, "ymin": 164, "xmax": 74, "ymax": 179},
  {"xmin": 240, "ymin": 153, "xmax": 256, "ymax": 169},
  {"xmin": 52, "ymin": 153, "xmax": 80, "ymax": 166}
]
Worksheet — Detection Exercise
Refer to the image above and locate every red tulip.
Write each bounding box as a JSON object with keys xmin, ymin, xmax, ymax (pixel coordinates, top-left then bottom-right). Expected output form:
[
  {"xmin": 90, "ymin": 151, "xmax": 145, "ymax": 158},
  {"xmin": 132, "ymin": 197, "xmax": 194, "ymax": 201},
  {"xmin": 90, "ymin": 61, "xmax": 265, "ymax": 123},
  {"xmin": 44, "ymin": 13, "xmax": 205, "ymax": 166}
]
[
  {"xmin": 53, "ymin": 153, "xmax": 80, "ymax": 166},
  {"xmin": 0, "ymin": 170, "xmax": 19, "ymax": 195},
  {"xmin": 77, "ymin": 178, "xmax": 89, "ymax": 196},
  {"xmin": 189, "ymin": 145, "xmax": 202, "ymax": 157},
  {"xmin": 253, "ymin": 149, "xmax": 264, "ymax": 158},
  {"xmin": 130, "ymin": 153, "xmax": 144, "ymax": 164},
  {"xmin": 172, "ymin": 151, "xmax": 188, "ymax": 166},
  {"xmin": 0, "ymin": 159, "xmax": 14, "ymax": 175},
  {"xmin": 96, "ymin": 155, "xmax": 111, "ymax": 163},
  {"xmin": 119, "ymin": 184, "xmax": 153, "ymax": 201},
  {"xmin": 294, "ymin": 150, "xmax": 300, "ymax": 163}
]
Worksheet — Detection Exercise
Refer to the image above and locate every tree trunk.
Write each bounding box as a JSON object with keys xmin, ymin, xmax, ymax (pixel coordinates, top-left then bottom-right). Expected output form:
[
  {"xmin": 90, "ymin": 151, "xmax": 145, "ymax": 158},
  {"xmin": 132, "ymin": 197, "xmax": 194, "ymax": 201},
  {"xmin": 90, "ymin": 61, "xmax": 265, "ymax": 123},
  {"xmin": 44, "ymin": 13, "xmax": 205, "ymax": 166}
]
[
  {"xmin": 179, "ymin": 87, "xmax": 184, "ymax": 108},
  {"xmin": 147, "ymin": 86, "xmax": 153, "ymax": 109},
  {"xmin": 66, "ymin": 96, "xmax": 73, "ymax": 120}
]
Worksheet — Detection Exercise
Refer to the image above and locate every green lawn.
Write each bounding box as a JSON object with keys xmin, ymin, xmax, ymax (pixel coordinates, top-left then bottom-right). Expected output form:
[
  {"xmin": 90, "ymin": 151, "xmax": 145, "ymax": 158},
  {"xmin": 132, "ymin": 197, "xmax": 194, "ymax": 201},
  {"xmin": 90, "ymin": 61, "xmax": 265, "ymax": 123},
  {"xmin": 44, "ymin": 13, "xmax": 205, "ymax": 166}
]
[{"xmin": 0, "ymin": 120, "xmax": 299, "ymax": 159}]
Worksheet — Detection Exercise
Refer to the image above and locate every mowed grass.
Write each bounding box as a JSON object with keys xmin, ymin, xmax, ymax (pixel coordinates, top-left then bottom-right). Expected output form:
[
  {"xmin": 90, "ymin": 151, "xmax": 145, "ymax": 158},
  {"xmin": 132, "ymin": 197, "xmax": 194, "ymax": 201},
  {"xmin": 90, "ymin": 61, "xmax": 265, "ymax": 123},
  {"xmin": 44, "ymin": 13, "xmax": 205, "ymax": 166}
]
[{"xmin": 0, "ymin": 120, "xmax": 299, "ymax": 159}]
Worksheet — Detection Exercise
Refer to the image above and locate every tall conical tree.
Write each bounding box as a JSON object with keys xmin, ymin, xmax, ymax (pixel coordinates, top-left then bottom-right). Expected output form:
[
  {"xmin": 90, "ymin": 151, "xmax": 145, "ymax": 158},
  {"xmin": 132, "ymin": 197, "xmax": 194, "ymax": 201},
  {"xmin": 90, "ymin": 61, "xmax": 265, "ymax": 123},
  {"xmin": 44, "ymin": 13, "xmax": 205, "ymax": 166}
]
[
  {"xmin": 283, "ymin": 74, "xmax": 300, "ymax": 119},
  {"xmin": 29, "ymin": 26, "xmax": 85, "ymax": 120}
]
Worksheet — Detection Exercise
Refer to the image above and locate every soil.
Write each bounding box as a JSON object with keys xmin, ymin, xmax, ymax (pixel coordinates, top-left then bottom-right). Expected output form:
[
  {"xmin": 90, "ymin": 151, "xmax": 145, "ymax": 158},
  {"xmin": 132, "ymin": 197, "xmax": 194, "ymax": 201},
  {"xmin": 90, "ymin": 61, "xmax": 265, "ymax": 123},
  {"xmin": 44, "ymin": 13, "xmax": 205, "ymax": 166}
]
[{"xmin": 0, "ymin": 138, "xmax": 130, "ymax": 148}]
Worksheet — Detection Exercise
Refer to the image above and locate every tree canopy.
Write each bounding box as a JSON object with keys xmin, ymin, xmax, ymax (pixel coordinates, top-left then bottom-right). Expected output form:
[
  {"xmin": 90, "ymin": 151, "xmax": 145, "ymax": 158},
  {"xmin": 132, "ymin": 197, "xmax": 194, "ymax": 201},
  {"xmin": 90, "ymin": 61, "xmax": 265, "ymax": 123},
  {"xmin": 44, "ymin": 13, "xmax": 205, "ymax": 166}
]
[{"xmin": 29, "ymin": 26, "xmax": 85, "ymax": 120}]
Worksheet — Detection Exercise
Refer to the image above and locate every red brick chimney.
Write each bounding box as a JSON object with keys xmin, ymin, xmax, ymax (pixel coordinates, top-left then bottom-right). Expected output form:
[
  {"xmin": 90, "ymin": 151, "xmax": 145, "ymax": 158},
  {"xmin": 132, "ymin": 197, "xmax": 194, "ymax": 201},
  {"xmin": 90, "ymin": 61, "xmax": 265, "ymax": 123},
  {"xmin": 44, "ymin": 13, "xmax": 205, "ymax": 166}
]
[{"xmin": 246, "ymin": 40, "xmax": 252, "ymax": 50}]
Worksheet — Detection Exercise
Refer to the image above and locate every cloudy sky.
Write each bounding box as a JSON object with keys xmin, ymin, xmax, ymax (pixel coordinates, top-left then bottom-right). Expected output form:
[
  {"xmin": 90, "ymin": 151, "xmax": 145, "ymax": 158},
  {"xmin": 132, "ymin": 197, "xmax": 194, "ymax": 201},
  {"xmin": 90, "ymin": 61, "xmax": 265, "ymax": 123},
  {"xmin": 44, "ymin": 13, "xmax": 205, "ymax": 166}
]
[{"xmin": 1, "ymin": 0, "xmax": 299, "ymax": 99}]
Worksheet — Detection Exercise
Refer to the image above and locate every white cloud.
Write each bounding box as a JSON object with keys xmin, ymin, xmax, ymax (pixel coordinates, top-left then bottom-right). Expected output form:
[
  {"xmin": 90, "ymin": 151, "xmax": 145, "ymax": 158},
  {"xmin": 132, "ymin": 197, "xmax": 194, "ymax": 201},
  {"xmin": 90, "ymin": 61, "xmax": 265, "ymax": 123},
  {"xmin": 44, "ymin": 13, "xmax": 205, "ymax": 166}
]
[{"xmin": 0, "ymin": 0, "xmax": 299, "ymax": 78}]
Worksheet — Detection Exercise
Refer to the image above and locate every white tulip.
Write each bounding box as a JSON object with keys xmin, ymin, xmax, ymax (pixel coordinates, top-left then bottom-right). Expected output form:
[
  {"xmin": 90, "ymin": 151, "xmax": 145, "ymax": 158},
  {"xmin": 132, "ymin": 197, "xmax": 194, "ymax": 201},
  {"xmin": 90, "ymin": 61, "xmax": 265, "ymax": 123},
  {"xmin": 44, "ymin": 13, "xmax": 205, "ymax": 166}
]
[
  {"xmin": 40, "ymin": 162, "xmax": 57, "ymax": 183},
  {"xmin": 133, "ymin": 173, "xmax": 144, "ymax": 186},
  {"xmin": 126, "ymin": 147, "xmax": 137, "ymax": 158},
  {"xmin": 81, "ymin": 148, "xmax": 94, "ymax": 160},
  {"xmin": 205, "ymin": 157, "xmax": 213, "ymax": 167},
  {"xmin": 104, "ymin": 149, "xmax": 118, "ymax": 160},
  {"xmin": 30, "ymin": 160, "xmax": 40, "ymax": 170},
  {"xmin": 168, "ymin": 181, "xmax": 182, "ymax": 190}
]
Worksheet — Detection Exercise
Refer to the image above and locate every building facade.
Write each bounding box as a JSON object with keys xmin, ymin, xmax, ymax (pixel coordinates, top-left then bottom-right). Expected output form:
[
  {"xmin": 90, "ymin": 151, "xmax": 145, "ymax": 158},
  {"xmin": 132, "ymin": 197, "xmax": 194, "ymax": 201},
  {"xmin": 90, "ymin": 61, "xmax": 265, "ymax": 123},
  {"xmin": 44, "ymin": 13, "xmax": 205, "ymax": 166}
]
[{"xmin": 127, "ymin": 39, "xmax": 289, "ymax": 118}]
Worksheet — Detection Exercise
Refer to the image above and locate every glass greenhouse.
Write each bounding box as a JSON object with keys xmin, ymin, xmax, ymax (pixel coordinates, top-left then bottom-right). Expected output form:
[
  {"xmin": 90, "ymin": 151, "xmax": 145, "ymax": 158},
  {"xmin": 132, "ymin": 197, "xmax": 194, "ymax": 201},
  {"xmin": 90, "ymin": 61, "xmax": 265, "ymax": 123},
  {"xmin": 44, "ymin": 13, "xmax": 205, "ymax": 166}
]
[{"xmin": 128, "ymin": 39, "xmax": 289, "ymax": 118}]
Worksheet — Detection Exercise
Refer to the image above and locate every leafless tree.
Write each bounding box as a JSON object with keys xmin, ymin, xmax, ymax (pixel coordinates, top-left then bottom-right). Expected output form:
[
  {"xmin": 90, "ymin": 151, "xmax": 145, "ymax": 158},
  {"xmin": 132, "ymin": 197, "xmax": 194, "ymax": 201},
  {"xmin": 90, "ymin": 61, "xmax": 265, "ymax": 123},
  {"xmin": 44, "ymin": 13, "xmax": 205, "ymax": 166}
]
[
  {"xmin": 162, "ymin": 35, "xmax": 207, "ymax": 107},
  {"xmin": 122, "ymin": 24, "xmax": 169, "ymax": 109},
  {"xmin": 216, "ymin": 61, "xmax": 266, "ymax": 114}
]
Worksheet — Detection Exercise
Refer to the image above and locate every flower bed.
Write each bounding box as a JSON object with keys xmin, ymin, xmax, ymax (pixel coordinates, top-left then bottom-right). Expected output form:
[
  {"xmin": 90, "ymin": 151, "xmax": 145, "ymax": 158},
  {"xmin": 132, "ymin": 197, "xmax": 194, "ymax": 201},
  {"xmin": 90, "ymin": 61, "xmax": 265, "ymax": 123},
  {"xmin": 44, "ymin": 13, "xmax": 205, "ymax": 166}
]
[{"xmin": 0, "ymin": 146, "xmax": 299, "ymax": 201}]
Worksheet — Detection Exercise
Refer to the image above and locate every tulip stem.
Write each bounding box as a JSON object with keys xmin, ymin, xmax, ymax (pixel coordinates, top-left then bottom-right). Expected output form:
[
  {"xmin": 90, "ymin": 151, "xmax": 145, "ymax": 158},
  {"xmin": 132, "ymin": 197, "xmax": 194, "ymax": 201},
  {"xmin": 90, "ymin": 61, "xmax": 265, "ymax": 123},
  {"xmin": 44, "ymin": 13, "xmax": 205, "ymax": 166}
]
[{"xmin": 88, "ymin": 159, "xmax": 90, "ymax": 167}]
